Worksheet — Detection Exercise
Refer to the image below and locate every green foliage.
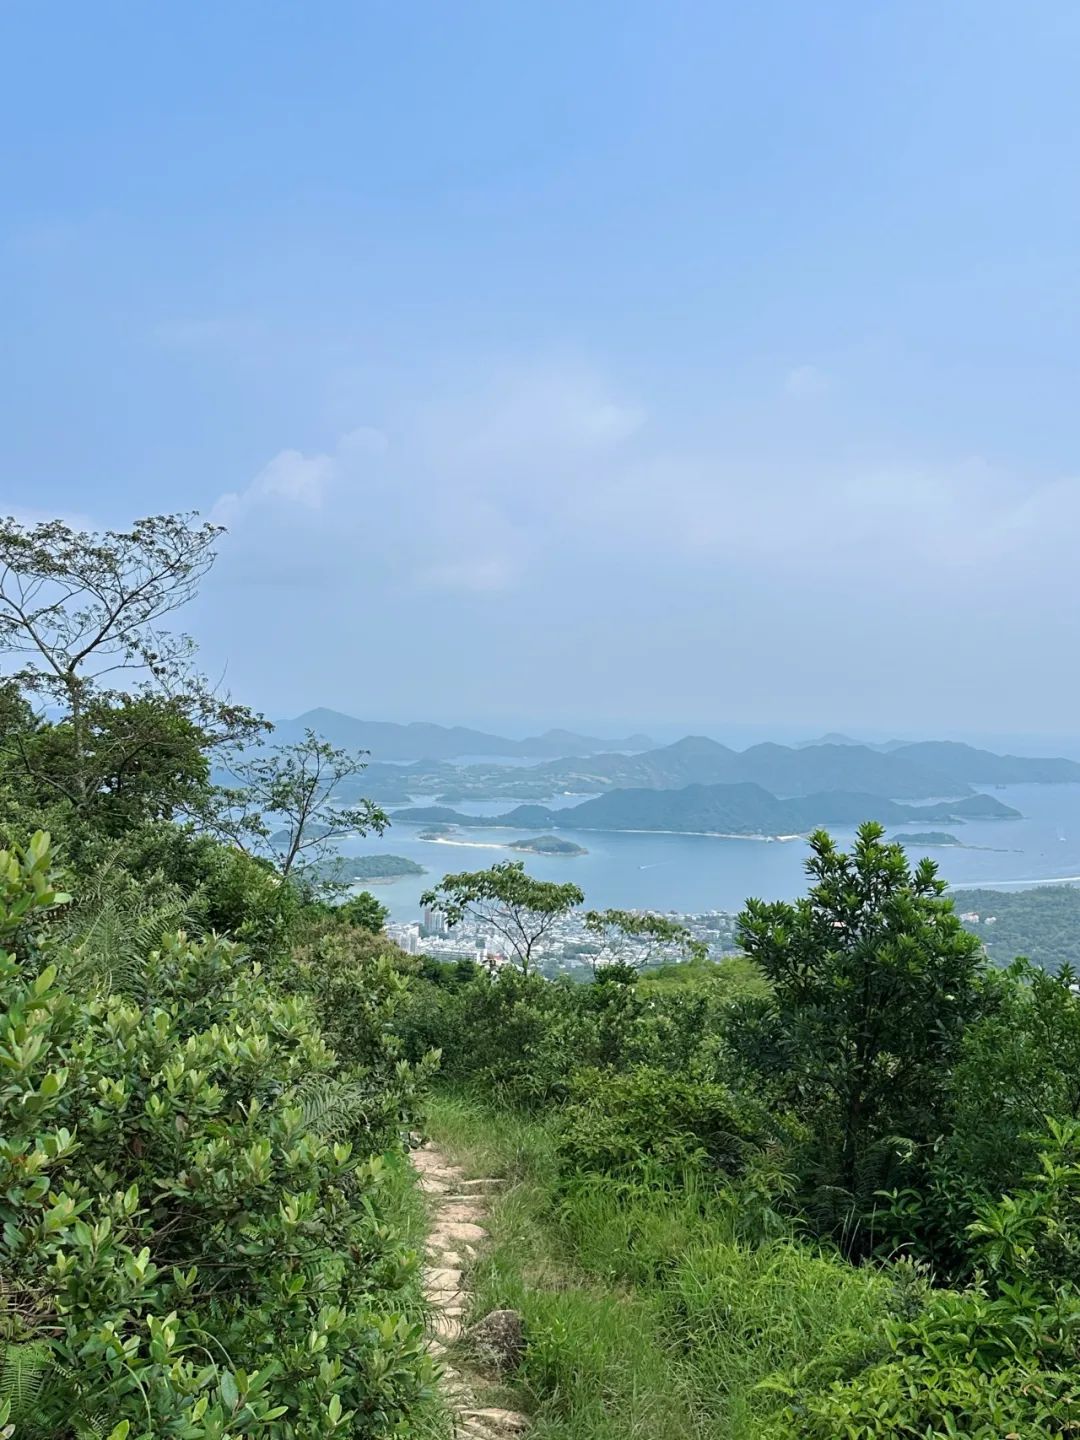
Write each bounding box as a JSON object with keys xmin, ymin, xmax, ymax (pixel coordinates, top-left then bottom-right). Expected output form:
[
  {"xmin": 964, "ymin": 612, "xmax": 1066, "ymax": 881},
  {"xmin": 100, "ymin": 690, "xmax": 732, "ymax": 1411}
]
[
  {"xmin": 874, "ymin": 958, "xmax": 1080, "ymax": 1274},
  {"xmin": 420, "ymin": 861, "xmax": 583, "ymax": 975},
  {"xmin": 768, "ymin": 1278, "xmax": 1080, "ymax": 1436},
  {"xmin": 951, "ymin": 882, "xmax": 1080, "ymax": 971},
  {"xmin": 222, "ymin": 730, "xmax": 387, "ymax": 881},
  {"xmin": 0, "ymin": 833, "xmax": 437, "ymax": 1438},
  {"xmin": 398, "ymin": 959, "xmax": 747, "ymax": 1108},
  {"xmin": 335, "ymin": 890, "xmax": 389, "ymax": 934},
  {"xmin": 557, "ymin": 1065, "xmax": 767, "ymax": 1185},
  {"xmin": 734, "ymin": 822, "xmax": 985, "ymax": 1247},
  {"xmin": 0, "ymin": 512, "xmax": 265, "ymax": 823}
]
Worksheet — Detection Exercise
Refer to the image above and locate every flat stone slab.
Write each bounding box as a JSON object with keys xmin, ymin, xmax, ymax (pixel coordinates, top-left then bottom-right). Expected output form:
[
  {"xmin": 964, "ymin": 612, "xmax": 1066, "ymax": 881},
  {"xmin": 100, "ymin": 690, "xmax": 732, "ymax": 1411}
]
[
  {"xmin": 423, "ymin": 1266, "xmax": 464, "ymax": 1289},
  {"xmin": 461, "ymin": 1407, "xmax": 530, "ymax": 1433},
  {"xmin": 432, "ymin": 1312, "xmax": 463, "ymax": 1341},
  {"xmin": 428, "ymin": 1220, "xmax": 488, "ymax": 1247},
  {"xmin": 438, "ymin": 1200, "xmax": 487, "ymax": 1223}
]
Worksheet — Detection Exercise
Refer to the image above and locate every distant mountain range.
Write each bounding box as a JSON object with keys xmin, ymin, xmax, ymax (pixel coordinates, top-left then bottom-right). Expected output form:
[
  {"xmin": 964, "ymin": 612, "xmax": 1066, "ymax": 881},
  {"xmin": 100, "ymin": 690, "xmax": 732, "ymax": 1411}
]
[
  {"xmin": 355, "ymin": 736, "xmax": 1080, "ymax": 806},
  {"xmin": 397, "ymin": 782, "xmax": 1021, "ymax": 838},
  {"xmin": 530, "ymin": 737, "xmax": 1080, "ymax": 798},
  {"xmin": 798, "ymin": 734, "xmax": 1080, "ymax": 782},
  {"xmin": 274, "ymin": 708, "xmax": 654, "ymax": 761},
  {"xmin": 277, "ymin": 711, "xmax": 1080, "ymax": 806}
]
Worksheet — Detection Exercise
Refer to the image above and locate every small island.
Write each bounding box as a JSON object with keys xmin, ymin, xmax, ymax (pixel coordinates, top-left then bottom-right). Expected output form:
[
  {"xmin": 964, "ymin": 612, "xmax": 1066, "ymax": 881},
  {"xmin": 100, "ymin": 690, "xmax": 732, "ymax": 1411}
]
[
  {"xmin": 314, "ymin": 854, "xmax": 426, "ymax": 883},
  {"xmin": 890, "ymin": 832, "xmax": 962, "ymax": 848},
  {"xmin": 507, "ymin": 834, "xmax": 588, "ymax": 857}
]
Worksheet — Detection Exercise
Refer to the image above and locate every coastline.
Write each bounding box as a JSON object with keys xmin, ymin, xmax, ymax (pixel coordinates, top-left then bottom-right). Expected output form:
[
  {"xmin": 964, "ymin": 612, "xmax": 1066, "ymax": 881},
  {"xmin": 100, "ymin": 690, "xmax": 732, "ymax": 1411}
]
[{"xmin": 410, "ymin": 823, "xmax": 808, "ymax": 843}]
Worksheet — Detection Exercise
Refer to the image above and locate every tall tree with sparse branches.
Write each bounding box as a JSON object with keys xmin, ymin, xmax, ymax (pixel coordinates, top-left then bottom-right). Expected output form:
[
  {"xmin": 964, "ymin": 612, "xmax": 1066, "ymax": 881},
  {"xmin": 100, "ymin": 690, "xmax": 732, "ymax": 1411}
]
[
  {"xmin": 421, "ymin": 860, "xmax": 584, "ymax": 975},
  {"xmin": 582, "ymin": 907, "xmax": 705, "ymax": 973},
  {"xmin": 0, "ymin": 512, "xmax": 265, "ymax": 817},
  {"xmin": 226, "ymin": 729, "xmax": 388, "ymax": 881}
]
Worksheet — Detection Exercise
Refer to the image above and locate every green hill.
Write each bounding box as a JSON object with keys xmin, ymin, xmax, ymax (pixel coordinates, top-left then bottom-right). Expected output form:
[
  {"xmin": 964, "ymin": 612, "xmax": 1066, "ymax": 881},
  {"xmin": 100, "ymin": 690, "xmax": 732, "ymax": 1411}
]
[{"xmin": 398, "ymin": 783, "xmax": 1020, "ymax": 837}]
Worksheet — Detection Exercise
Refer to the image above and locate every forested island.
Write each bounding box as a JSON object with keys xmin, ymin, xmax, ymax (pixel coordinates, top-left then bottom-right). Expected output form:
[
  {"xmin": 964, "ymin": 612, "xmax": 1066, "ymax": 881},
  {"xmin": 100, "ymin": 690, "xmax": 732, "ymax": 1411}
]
[
  {"xmin": 507, "ymin": 834, "xmax": 588, "ymax": 856},
  {"xmin": 400, "ymin": 781, "xmax": 1020, "ymax": 839},
  {"xmin": 353, "ymin": 732, "xmax": 1080, "ymax": 806},
  {"xmin": 315, "ymin": 853, "xmax": 426, "ymax": 883},
  {"xmin": 890, "ymin": 830, "xmax": 962, "ymax": 847}
]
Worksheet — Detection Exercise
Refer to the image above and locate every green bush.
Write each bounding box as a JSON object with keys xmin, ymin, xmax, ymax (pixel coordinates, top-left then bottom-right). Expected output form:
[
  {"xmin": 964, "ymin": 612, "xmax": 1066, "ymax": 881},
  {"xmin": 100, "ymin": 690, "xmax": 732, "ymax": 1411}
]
[
  {"xmin": 0, "ymin": 833, "xmax": 436, "ymax": 1438},
  {"xmin": 557, "ymin": 1064, "xmax": 768, "ymax": 1185},
  {"xmin": 397, "ymin": 963, "xmax": 745, "ymax": 1108},
  {"xmin": 770, "ymin": 1283, "xmax": 1080, "ymax": 1437}
]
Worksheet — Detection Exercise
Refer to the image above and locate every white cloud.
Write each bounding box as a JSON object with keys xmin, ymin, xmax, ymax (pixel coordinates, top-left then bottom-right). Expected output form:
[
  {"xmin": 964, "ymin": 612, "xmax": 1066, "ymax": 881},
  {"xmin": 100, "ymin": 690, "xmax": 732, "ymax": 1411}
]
[
  {"xmin": 213, "ymin": 448, "xmax": 338, "ymax": 525},
  {"xmin": 190, "ymin": 356, "xmax": 1080, "ymax": 730},
  {"xmin": 208, "ymin": 359, "xmax": 1080, "ymax": 610}
]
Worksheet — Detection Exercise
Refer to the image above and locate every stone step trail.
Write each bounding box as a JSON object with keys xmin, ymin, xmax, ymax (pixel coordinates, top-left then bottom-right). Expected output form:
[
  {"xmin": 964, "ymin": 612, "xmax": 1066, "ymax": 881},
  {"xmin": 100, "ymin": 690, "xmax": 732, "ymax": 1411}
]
[{"xmin": 410, "ymin": 1142, "xmax": 529, "ymax": 1440}]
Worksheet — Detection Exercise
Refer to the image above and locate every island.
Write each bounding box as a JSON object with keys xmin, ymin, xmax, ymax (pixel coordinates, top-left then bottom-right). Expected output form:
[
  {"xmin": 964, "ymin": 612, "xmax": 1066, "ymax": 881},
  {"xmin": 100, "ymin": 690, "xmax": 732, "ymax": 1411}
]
[
  {"xmin": 312, "ymin": 854, "xmax": 426, "ymax": 883},
  {"xmin": 507, "ymin": 834, "xmax": 588, "ymax": 856},
  {"xmin": 890, "ymin": 832, "xmax": 962, "ymax": 847},
  {"xmin": 395, "ymin": 782, "xmax": 1021, "ymax": 840}
]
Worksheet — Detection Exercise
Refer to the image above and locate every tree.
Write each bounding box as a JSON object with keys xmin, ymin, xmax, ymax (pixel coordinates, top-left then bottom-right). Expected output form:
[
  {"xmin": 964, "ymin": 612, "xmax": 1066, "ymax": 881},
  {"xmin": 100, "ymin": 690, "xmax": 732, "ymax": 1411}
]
[
  {"xmin": 735, "ymin": 822, "xmax": 985, "ymax": 1242},
  {"xmin": 0, "ymin": 512, "xmax": 265, "ymax": 815},
  {"xmin": 13, "ymin": 693, "xmax": 211, "ymax": 834},
  {"xmin": 337, "ymin": 889, "xmax": 389, "ymax": 934},
  {"xmin": 226, "ymin": 729, "xmax": 388, "ymax": 881},
  {"xmin": 420, "ymin": 860, "xmax": 583, "ymax": 975},
  {"xmin": 582, "ymin": 907, "xmax": 704, "ymax": 973}
]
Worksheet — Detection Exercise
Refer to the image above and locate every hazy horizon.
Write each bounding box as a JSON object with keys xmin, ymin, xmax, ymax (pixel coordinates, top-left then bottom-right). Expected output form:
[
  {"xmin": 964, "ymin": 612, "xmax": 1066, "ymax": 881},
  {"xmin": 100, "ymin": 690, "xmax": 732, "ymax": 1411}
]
[
  {"xmin": 273, "ymin": 705, "xmax": 1080, "ymax": 761},
  {"xmin": 6, "ymin": 3, "xmax": 1080, "ymax": 736}
]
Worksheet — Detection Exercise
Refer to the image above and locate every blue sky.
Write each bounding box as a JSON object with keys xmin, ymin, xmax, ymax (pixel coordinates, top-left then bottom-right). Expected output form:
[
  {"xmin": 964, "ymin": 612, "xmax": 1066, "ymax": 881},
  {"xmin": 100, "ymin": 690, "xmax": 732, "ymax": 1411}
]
[{"xmin": 4, "ymin": 2, "xmax": 1080, "ymax": 738}]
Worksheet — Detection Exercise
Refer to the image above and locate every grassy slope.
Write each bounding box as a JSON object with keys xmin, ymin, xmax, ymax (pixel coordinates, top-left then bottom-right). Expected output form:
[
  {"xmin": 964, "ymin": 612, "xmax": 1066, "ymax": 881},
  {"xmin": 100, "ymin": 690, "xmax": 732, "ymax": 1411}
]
[{"xmin": 426, "ymin": 1091, "xmax": 891, "ymax": 1440}]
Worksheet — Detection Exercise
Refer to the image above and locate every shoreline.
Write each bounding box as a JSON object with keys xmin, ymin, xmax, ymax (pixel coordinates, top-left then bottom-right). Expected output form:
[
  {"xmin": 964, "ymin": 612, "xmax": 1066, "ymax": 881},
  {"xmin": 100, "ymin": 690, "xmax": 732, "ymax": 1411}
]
[{"xmin": 410, "ymin": 823, "xmax": 808, "ymax": 843}]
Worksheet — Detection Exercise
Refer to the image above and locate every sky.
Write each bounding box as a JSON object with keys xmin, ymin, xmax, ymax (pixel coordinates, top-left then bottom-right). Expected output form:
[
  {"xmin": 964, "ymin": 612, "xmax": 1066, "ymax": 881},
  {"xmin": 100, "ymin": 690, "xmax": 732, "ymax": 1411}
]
[{"xmin": 4, "ymin": 1, "xmax": 1080, "ymax": 741}]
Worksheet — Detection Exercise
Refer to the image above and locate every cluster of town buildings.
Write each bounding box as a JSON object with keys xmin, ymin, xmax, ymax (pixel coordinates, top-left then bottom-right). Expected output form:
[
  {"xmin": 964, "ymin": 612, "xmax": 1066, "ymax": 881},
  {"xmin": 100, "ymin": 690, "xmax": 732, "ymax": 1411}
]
[{"xmin": 386, "ymin": 905, "xmax": 740, "ymax": 976}]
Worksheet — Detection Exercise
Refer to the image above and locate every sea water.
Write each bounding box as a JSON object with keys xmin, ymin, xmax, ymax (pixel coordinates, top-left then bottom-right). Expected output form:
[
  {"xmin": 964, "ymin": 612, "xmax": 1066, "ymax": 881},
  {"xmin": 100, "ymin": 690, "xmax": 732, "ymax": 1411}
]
[{"xmin": 335, "ymin": 783, "xmax": 1080, "ymax": 922}]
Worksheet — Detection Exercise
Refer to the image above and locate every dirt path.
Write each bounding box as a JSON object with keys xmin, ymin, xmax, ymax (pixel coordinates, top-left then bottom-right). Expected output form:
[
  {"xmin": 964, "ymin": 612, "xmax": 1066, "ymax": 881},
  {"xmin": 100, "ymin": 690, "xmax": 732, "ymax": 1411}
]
[{"xmin": 411, "ymin": 1142, "xmax": 530, "ymax": 1440}]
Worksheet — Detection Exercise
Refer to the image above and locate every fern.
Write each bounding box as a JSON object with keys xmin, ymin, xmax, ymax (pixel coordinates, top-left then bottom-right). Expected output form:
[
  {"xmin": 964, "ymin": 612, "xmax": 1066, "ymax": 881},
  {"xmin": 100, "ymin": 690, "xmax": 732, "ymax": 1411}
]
[
  {"xmin": 292, "ymin": 1073, "xmax": 380, "ymax": 1139},
  {"xmin": 0, "ymin": 1341, "xmax": 53, "ymax": 1420},
  {"xmin": 51, "ymin": 880, "xmax": 190, "ymax": 998}
]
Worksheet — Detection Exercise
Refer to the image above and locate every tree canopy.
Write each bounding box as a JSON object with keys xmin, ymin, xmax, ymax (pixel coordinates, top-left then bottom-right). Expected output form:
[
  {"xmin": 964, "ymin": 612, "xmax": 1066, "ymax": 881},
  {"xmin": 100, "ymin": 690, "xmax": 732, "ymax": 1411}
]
[{"xmin": 420, "ymin": 860, "xmax": 583, "ymax": 975}]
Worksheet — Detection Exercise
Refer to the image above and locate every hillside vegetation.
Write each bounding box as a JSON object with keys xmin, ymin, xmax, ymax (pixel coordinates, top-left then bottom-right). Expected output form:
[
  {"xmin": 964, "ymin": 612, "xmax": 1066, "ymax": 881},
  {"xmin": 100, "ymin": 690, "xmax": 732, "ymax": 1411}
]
[
  {"xmin": 3, "ymin": 512, "xmax": 1080, "ymax": 1437},
  {"xmin": 951, "ymin": 883, "xmax": 1080, "ymax": 970}
]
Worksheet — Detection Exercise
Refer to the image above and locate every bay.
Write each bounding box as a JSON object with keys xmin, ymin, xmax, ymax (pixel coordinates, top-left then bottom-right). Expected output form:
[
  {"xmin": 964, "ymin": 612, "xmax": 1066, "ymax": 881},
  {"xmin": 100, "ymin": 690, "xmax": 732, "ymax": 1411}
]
[{"xmin": 336, "ymin": 783, "xmax": 1080, "ymax": 922}]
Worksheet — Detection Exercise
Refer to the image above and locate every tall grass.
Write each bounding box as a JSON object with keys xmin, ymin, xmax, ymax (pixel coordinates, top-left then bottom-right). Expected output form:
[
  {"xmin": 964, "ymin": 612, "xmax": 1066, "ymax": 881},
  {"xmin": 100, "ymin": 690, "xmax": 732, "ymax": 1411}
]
[{"xmin": 425, "ymin": 1090, "xmax": 891, "ymax": 1440}]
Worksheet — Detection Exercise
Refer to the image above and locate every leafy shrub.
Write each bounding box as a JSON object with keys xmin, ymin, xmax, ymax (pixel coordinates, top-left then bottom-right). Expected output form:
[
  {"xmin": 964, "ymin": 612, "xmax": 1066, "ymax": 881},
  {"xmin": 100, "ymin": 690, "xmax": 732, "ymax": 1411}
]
[
  {"xmin": 557, "ymin": 1064, "xmax": 768, "ymax": 1185},
  {"xmin": 334, "ymin": 890, "xmax": 389, "ymax": 934},
  {"xmin": 0, "ymin": 833, "xmax": 436, "ymax": 1438},
  {"xmin": 769, "ymin": 1283, "xmax": 1080, "ymax": 1437},
  {"xmin": 396, "ymin": 963, "xmax": 744, "ymax": 1108}
]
